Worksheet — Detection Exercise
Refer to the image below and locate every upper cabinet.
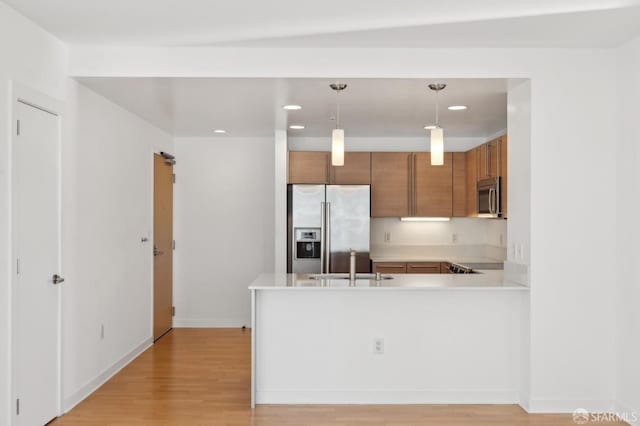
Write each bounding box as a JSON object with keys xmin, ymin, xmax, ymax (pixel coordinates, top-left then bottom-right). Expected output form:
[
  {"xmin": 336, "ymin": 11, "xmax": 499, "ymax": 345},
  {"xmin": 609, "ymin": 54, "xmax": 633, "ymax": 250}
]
[
  {"xmin": 465, "ymin": 148, "xmax": 478, "ymax": 217},
  {"xmin": 371, "ymin": 152, "xmax": 411, "ymax": 217},
  {"xmin": 288, "ymin": 151, "xmax": 371, "ymax": 185},
  {"xmin": 330, "ymin": 152, "xmax": 371, "ymax": 184},
  {"xmin": 452, "ymin": 152, "xmax": 467, "ymax": 217},
  {"xmin": 413, "ymin": 152, "xmax": 453, "ymax": 217},
  {"xmin": 499, "ymin": 136, "xmax": 508, "ymax": 218},
  {"xmin": 288, "ymin": 151, "xmax": 329, "ymax": 184}
]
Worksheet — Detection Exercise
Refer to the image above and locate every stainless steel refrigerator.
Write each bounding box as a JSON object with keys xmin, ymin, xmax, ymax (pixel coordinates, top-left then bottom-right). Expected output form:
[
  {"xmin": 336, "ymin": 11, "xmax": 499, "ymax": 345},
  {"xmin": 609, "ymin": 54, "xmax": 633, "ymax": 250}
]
[{"xmin": 288, "ymin": 184, "xmax": 370, "ymax": 274}]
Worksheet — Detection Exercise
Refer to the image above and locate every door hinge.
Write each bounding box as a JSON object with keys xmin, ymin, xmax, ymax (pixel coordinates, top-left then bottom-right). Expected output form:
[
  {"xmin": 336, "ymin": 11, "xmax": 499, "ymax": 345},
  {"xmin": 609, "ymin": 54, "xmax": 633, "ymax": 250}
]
[
  {"xmin": 16, "ymin": 398, "xmax": 19, "ymax": 415},
  {"xmin": 172, "ymin": 306, "xmax": 175, "ymax": 317},
  {"xmin": 172, "ymin": 240, "xmax": 176, "ymax": 250},
  {"xmin": 16, "ymin": 258, "xmax": 20, "ymax": 275},
  {"xmin": 16, "ymin": 120, "xmax": 20, "ymax": 136},
  {"xmin": 172, "ymin": 173, "xmax": 176, "ymax": 183}
]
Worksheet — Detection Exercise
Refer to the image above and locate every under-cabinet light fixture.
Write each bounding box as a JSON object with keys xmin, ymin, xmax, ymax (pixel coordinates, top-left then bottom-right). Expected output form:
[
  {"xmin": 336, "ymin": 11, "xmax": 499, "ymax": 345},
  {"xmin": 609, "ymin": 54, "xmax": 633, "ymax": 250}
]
[
  {"xmin": 282, "ymin": 104, "xmax": 302, "ymax": 110},
  {"xmin": 400, "ymin": 217, "xmax": 451, "ymax": 222}
]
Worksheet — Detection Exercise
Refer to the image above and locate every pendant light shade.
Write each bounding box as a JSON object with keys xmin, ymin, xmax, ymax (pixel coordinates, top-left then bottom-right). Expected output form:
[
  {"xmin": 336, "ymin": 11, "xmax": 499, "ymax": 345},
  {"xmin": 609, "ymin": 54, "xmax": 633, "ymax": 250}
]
[
  {"xmin": 329, "ymin": 82, "xmax": 347, "ymax": 167},
  {"xmin": 430, "ymin": 127, "xmax": 444, "ymax": 166},
  {"xmin": 332, "ymin": 128, "xmax": 345, "ymax": 166},
  {"xmin": 427, "ymin": 83, "xmax": 446, "ymax": 166}
]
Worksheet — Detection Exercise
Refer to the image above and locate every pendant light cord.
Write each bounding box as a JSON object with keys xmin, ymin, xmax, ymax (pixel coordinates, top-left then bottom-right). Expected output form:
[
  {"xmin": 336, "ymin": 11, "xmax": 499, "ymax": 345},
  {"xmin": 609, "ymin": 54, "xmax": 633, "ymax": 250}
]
[
  {"xmin": 435, "ymin": 89, "xmax": 439, "ymax": 127},
  {"xmin": 336, "ymin": 87, "xmax": 340, "ymax": 129}
]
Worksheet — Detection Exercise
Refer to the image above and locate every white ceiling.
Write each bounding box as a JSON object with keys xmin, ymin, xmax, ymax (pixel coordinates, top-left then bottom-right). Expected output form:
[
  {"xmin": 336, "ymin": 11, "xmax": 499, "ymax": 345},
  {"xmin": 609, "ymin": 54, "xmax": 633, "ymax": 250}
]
[
  {"xmin": 76, "ymin": 78, "xmax": 508, "ymax": 138},
  {"xmin": 5, "ymin": 0, "xmax": 640, "ymax": 47}
]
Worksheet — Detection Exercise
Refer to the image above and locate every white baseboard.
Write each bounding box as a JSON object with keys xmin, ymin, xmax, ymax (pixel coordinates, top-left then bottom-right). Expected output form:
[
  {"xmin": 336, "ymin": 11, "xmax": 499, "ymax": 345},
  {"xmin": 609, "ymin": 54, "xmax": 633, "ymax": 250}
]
[
  {"xmin": 173, "ymin": 318, "xmax": 250, "ymax": 328},
  {"xmin": 616, "ymin": 400, "xmax": 640, "ymax": 426},
  {"xmin": 526, "ymin": 398, "xmax": 615, "ymax": 413},
  {"xmin": 257, "ymin": 389, "xmax": 519, "ymax": 405},
  {"xmin": 63, "ymin": 337, "xmax": 152, "ymax": 412}
]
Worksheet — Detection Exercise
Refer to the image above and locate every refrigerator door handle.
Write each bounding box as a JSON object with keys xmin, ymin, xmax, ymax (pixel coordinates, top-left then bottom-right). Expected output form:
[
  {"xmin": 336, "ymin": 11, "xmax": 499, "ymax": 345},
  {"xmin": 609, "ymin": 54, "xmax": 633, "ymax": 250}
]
[
  {"xmin": 320, "ymin": 202, "xmax": 326, "ymax": 274},
  {"xmin": 325, "ymin": 202, "xmax": 331, "ymax": 273}
]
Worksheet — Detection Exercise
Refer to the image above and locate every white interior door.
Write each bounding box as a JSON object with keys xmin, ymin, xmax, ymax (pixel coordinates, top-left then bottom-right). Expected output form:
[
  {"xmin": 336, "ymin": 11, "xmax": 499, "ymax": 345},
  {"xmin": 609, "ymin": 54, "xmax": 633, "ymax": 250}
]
[{"xmin": 13, "ymin": 100, "xmax": 61, "ymax": 425}]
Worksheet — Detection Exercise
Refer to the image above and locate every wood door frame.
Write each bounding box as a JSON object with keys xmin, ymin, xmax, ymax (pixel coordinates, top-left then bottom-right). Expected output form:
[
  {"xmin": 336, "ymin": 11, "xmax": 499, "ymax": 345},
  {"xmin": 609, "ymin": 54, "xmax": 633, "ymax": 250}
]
[
  {"xmin": 151, "ymin": 151, "xmax": 174, "ymax": 342},
  {"xmin": 10, "ymin": 81, "xmax": 65, "ymax": 422}
]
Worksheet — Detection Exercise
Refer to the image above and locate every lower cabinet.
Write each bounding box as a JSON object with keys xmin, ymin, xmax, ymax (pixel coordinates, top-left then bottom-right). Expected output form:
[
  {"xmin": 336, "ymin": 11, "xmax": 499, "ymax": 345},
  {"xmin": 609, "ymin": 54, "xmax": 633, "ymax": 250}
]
[
  {"xmin": 372, "ymin": 262, "xmax": 407, "ymax": 274},
  {"xmin": 373, "ymin": 261, "xmax": 451, "ymax": 274}
]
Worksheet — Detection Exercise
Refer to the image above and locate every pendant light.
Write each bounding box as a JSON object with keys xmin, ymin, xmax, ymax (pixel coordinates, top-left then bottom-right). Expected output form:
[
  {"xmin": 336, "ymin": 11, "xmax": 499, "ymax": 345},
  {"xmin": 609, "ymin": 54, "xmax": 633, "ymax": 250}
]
[
  {"xmin": 330, "ymin": 83, "xmax": 347, "ymax": 166},
  {"xmin": 428, "ymin": 83, "xmax": 446, "ymax": 166}
]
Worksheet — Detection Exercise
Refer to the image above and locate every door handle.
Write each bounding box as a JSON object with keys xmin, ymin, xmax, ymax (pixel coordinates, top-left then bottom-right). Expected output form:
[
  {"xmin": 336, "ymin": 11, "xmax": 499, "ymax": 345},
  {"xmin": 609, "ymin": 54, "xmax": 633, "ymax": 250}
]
[{"xmin": 52, "ymin": 274, "xmax": 65, "ymax": 285}]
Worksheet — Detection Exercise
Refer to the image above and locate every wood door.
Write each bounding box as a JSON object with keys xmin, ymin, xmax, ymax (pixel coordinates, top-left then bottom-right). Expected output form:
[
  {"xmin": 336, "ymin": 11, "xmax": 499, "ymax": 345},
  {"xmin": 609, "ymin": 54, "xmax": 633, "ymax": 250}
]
[
  {"xmin": 288, "ymin": 151, "xmax": 329, "ymax": 184},
  {"xmin": 330, "ymin": 152, "xmax": 371, "ymax": 184},
  {"xmin": 413, "ymin": 152, "xmax": 453, "ymax": 217},
  {"xmin": 465, "ymin": 148, "xmax": 477, "ymax": 216},
  {"xmin": 371, "ymin": 153, "xmax": 411, "ymax": 217},
  {"xmin": 452, "ymin": 152, "xmax": 466, "ymax": 217},
  {"xmin": 13, "ymin": 100, "xmax": 61, "ymax": 426},
  {"xmin": 154, "ymin": 154, "xmax": 173, "ymax": 341},
  {"xmin": 373, "ymin": 262, "xmax": 407, "ymax": 274},
  {"xmin": 500, "ymin": 136, "xmax": 508, "ymax": 217},
  {"xmin": 406, "ymin": 262, "xmax": 441, "ymax": 274}
]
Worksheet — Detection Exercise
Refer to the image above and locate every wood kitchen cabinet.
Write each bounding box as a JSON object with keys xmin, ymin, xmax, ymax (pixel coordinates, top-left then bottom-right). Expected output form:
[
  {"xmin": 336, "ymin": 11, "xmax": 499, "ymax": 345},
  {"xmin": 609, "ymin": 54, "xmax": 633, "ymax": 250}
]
[
  {"xmin": 406, "ymin": 262, "xmax": 441, "ymax": 274},
  {"xmin": 371, "ymin": 152, "xmax": 411, "ymax": 217},
  {"xmin": 413, "ymin": 152, "xmax": 453, "ymax": 217},
  {"xmin": 452, "ymin": 152, "xmax": 467, "ymax": 217},
  {"xmin": 499, "ymin": 136, "xmax": 508, "ymax": 217},
  {"xmin": 373, "ymin": 261, "xmax": 447, "ymax": 274},
  {"xmin": 288, "ymin": 151, "xmax": 329, "ymax": 184},
  {"xmin": 465, "ymin": 148, "xmax": 478, "ymax": 217},
  {"xmin": 372, "ymin": 262, "xmax": 407, "ymax": 274},
  {"xmin": 329, "ymin": 152, "xmax": 371, "ymax": 184}
]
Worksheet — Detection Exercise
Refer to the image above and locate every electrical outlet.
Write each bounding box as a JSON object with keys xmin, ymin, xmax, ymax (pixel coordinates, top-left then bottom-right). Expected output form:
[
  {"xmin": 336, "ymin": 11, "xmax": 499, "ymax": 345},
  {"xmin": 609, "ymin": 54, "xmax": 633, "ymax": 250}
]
[
  {"xmin": 384, "ymin": 232, "xmax": 391, "ymax": 243},
  {"xmin": 373, "ymin": 338, "xmax": 384, "ymax": 355},
  {"xmin": 452, "ymin": 233, "xmax": 458, "ymax": 243},
  {"xmin": 100, "ymin": 324, "xmax": 105, "ymax": 340}
]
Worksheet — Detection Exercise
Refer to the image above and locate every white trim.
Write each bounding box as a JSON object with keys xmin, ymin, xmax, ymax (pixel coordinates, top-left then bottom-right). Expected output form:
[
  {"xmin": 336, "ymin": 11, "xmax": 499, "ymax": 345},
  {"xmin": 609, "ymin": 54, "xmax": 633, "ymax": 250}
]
[
  {"xmin": 173, "ymin": 318, "xmax": 250, "ymax": 328},
  {"xmin": 10, "ymin": 81, "xmax": 65, "ymax": 422},
  {"xmin": 526, "ymin": 398, "xmax": 616, "ymax": 413},
  {"xmin": 256, "ymin": 389, "xmax": 519, "ymax": 405},
  {"xmin": 484, "ymin": 128, "xmax": 508, "ymax": 142},
  {"xmin": 63, "ymin": 337, "xmax": 152, "ymax": 413}
]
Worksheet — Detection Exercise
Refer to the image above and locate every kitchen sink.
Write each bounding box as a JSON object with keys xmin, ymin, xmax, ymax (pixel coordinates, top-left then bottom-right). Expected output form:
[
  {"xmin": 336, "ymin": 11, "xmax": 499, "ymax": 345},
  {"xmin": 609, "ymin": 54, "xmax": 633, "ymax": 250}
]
[{"xmin": 308, "ymin": 273, "xmax": 394, "ymax": 280}]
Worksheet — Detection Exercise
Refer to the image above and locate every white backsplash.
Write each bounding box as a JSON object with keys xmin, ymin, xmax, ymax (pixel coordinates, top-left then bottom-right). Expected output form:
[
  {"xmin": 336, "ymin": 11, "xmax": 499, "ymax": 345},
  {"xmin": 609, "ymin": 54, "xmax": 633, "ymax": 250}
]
[{"xmin": 370, "ymin": 217, "xmax": 508, "ymax": 260}]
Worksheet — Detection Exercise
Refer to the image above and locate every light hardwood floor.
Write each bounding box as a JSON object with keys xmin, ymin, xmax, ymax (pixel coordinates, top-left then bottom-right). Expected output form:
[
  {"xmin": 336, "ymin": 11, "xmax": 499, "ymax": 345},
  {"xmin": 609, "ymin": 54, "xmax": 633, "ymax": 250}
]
[{"xmin": 52, "ymin": 329, "xmax": 625, "ymax": 425}]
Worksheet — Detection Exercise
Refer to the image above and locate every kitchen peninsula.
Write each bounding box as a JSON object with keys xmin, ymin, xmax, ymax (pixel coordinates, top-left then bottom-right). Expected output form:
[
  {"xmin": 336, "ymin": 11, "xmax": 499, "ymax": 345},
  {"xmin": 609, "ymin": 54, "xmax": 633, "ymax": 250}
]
[{"xmin": 249, "ymin": 272, "xmax": 527, "ymax": 407}]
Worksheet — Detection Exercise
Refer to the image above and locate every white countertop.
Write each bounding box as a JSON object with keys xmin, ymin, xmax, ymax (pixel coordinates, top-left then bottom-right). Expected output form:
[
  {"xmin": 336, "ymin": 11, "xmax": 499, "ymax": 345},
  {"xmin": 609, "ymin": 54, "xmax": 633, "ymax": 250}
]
[{"xmin": 249, "ymin": 272, "xmax": 528, "ymax": 291}]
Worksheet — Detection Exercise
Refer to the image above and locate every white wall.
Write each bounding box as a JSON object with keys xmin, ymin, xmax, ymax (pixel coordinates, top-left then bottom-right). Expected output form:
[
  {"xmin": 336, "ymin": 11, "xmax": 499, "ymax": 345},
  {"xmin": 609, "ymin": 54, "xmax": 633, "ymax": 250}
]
[
  {"xmin": 0, "ymin": 3, "xmax": 68, "ymax": 423},
  {"xmin": 0, "ymin": 3, "xmax": 175, "ymax": 419},
  {"xmin": 174, "ymin": 137, "xmax": 275, "ymax": 327},
  {"xmin": 615, "ymin": 36, "xmax": 640, "ymax": 425},
  {"xmin": 62, "ymin": 80, "xmax": 173, "ymax": 409}
]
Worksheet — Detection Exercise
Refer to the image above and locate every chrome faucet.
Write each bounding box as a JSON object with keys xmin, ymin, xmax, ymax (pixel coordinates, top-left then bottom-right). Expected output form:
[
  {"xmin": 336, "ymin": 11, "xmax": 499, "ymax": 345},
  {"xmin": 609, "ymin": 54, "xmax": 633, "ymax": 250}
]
[{"xmin": 349, "ymin": 249, "xmax": 357, "ymax": 282}]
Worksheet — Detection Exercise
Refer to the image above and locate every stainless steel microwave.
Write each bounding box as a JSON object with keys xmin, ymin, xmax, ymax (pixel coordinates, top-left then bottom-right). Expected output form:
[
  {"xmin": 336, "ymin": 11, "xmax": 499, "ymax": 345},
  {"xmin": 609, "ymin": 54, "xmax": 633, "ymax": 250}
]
[{"xmin": 477, "ymin": 177, "xmax": 501, "ymax": 218}]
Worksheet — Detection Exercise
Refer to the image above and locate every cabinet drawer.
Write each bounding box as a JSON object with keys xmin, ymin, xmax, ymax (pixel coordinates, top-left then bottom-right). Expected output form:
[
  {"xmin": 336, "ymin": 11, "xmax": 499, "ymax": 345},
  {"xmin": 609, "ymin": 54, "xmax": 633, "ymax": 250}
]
[
  {"xmin": 373, "ymin": 262, "xmax": 407, "ymax": 274},
  {"xmin": 406, "ymin": 262, "xmax": 441, "ymax": 274}
]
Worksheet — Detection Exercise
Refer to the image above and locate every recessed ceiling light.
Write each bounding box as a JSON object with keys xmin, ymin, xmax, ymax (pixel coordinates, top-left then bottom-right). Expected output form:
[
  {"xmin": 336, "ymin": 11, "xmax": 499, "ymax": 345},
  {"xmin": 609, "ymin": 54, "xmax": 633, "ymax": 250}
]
[
  {"xmin": 289, "ymin": 125, "xmax": 305, "ymax": 130},
  {"xmin": 423, "ymin": 125, "xmax": 437, "ymax": 130},
  {"xmin": 213, "ymin": 129, "xmax": 226, "ymax": 134},
  {"xmin": 283, "ymin": 105, "xmax": 302, "ymax": 110},
  {"xmin": 448, "ymin": 105, "xmax": 467, "ymax": 111}
]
